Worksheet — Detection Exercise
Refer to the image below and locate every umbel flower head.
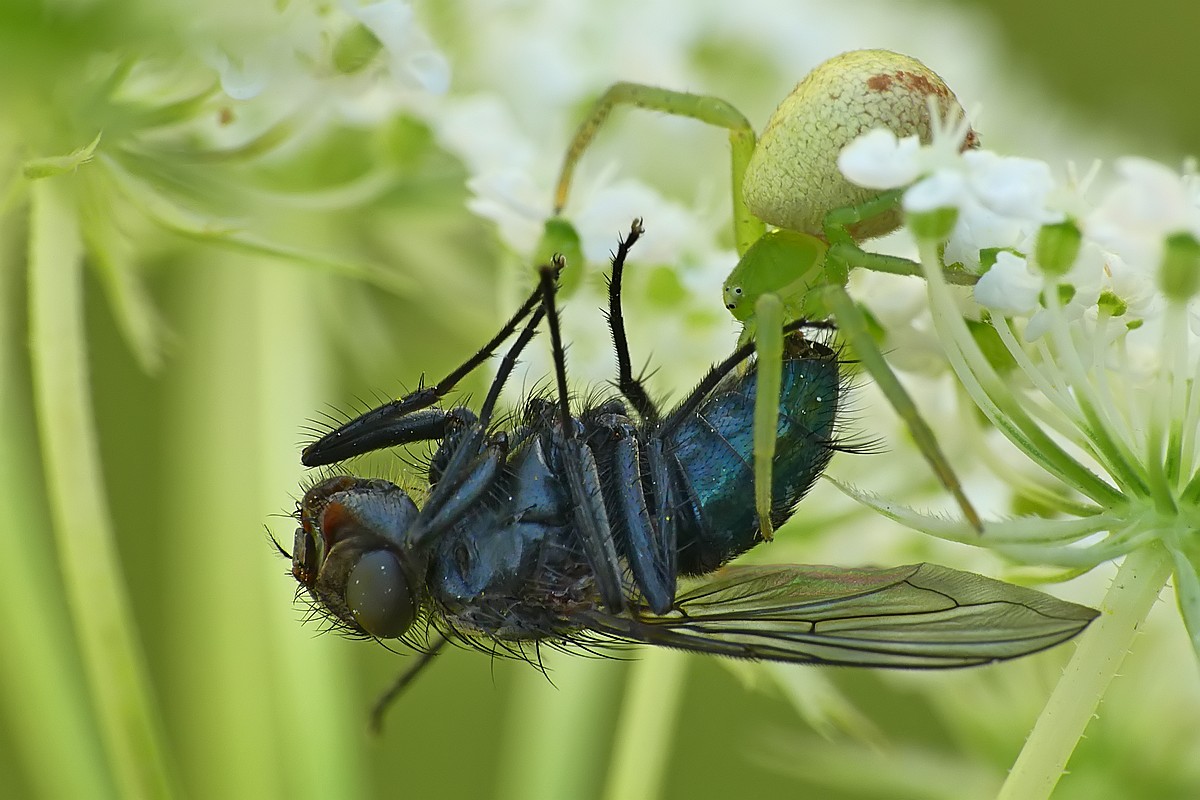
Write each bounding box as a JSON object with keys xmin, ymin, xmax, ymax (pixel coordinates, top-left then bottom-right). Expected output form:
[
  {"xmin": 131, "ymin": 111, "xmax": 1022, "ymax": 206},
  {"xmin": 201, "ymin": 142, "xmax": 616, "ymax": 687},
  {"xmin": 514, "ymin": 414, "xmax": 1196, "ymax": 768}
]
[{"xmin": 838, "ymin": 109, "xmax": 1200, "ymax": 657}]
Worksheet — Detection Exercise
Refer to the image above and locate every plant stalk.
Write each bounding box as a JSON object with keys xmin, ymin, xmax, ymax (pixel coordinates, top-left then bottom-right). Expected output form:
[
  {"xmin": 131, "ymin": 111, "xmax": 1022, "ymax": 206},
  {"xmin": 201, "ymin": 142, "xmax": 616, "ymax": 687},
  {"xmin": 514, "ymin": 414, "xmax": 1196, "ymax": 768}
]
[{"xmin": 998, "ymin": 543, "xmax": 1173, "ymax": 800}]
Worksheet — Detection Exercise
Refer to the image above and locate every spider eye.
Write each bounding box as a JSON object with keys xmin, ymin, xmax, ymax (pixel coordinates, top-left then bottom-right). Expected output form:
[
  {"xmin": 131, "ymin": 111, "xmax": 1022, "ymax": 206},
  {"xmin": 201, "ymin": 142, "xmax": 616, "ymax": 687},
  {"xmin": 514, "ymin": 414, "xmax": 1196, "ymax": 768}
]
[{"xmin": 346, "ymin": 549, "xmax": 417, "ymax": 639}]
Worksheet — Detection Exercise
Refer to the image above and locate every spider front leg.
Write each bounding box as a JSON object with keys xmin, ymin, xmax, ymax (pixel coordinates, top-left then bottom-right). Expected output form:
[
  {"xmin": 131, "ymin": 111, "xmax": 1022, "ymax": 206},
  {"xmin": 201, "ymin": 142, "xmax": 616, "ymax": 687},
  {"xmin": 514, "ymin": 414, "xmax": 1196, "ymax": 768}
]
[
  {"xmin": 722, "ymin": 199, "xmax": 984, "ymax": 535},
  {"xmin": 554, "ymin": 83, "xmax": 764, "ymax": 255},
  {"xmin": 722, "ymin": 230, "xmax": 833, "ymax": 540}
]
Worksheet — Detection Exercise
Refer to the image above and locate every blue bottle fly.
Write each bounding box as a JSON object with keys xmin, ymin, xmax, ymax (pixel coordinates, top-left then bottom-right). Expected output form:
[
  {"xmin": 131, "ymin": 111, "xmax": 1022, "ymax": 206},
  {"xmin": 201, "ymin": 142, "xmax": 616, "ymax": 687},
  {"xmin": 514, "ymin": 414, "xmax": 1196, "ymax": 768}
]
[{"xmin": 284, "ymin": 219, "xmax": 1096, "ymax": 727}]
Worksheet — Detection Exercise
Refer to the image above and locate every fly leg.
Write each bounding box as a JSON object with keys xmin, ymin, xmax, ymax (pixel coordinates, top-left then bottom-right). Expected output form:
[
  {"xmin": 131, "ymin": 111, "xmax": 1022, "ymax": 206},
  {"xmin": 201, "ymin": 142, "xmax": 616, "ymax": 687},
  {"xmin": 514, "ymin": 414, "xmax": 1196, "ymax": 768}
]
[
  {"xmin": 369, "ymin": 634, "xmax": 449, "ymax": 734},
  {"xmin": 605, "ymin": 217, "xmax": 659, "ymax": 423},
  {"xmin": 407, "ymin": 296, "xmax": 549, "ymax": 547},
  {"xmin": 591, "ymin": 411, "xmax": 677, "ymax": 614},
  {"xmin": 594, "ymin": 221, "xmax": 679, "ymax": 611},
  {"xmin": 539, "ymin": 261, "xmax": 627, "ymax": 612},
  {"xmin": 302, "ymin": 264, "xmax": 562, "ymax": 466}
]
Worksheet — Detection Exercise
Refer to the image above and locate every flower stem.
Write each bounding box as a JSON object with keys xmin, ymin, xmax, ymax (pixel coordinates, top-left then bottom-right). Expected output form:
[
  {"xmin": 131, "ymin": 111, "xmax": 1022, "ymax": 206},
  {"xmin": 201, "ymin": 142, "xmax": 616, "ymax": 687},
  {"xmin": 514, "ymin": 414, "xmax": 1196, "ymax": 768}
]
[
  {"xmin": 28, "ymin": 176, "xmax": 178, "ymax": 798},
  {"xmin": 495, "ymin": 650, "xmax": 622, "ymax": 800},
  {"xmin": 998, "ymin": 544, "xmax": 1173, "ymax": 800},
  {"xmin": 603, "ymin": 647, "xmax": 689, "ymax": 800}
]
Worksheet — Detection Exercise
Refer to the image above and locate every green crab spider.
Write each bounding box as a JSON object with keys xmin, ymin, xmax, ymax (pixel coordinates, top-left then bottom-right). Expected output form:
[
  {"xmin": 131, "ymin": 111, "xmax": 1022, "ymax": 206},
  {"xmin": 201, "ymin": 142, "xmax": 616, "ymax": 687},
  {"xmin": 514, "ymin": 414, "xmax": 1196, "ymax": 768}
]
[{"xmin": 553, "ymin": 49, "xmax": 984, "ymax": 536}]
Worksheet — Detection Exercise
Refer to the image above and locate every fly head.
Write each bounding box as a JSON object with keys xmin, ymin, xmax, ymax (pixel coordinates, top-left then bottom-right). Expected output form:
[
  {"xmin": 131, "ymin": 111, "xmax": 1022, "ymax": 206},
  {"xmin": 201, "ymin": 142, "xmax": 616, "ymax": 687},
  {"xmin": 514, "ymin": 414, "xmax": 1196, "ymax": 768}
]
[{"xmin": 294, "ymin": 476, "xmax": 426, "ymax": 640}]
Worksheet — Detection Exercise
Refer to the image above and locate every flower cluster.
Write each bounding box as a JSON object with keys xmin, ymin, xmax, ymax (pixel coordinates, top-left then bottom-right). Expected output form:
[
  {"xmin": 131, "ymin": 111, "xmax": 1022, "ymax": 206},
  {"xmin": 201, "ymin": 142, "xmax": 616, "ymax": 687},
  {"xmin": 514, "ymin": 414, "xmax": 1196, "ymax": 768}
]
[{"xmin": 840, "ymin": 114, "xmax": 1200, "ymax": 655}]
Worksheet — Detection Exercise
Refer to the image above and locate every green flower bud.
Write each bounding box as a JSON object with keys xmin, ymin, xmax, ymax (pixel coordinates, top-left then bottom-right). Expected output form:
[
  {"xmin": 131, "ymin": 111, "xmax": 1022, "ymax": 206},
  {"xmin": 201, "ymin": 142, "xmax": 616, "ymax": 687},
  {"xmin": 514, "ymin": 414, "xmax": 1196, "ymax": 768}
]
[
  {"xmin": 1159, "ymin": 232, "xmax": 1200, "ymax": 302},
  {"xmin": 1035, "ymin": 220, "xmax": 1082, "ymax": 277},
  {"xmin": 907, "ymin": 206, "xmax": 958, "ymax": 242},
  {"xmin": 1097, "ymin": 290, "xmax": 1128, "ymax": 317},
  {"xmin": 333, "ymin": 23, "xmax": 384, "ymax": 75},
  {"xmin": 534, "ymin": 217, "xmax": 585, "ymax": 296}
]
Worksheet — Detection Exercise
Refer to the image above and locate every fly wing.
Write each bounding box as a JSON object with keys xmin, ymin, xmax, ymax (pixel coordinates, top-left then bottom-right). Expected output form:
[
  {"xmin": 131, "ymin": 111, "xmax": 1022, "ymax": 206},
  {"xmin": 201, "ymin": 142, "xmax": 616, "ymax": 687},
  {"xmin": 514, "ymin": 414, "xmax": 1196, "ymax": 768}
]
[{"xmin": 580, "ymin": 563, "xmax": 1097, "ymax": 667}]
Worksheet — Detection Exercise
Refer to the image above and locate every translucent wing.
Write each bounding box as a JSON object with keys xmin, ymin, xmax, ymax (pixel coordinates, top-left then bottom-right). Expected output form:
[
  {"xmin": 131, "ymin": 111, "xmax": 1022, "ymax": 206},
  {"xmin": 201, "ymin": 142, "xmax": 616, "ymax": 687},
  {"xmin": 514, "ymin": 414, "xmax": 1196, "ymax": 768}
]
[{"xmin": 580, "ymin": 563, "xmax": 1097, "ymax": 667}]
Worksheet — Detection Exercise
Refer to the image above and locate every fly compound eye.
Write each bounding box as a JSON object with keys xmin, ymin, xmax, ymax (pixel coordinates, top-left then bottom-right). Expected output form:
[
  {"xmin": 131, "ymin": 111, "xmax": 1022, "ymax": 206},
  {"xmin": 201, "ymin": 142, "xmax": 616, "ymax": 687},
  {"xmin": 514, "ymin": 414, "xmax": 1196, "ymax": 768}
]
[{"xmin": 346, "ymin": 549, "xmax": 417, "ymax": 639}]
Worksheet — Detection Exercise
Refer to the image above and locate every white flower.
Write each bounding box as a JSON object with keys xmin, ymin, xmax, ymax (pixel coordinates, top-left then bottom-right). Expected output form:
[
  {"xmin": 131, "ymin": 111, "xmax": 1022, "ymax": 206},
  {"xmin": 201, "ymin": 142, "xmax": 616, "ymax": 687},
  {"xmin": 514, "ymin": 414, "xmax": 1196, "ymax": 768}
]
[
  {"xmin": 1024, "ymin": 240, "xmax": 1105, "ymax": 339},
  {"xmin": 844, "ymin": 150, "xmax": 1200, "ymax": 660},
  {"xmin": 837, "ymin": 129, "xmax": 923, "ymax": 189},
  {"xmin": 841, "ymin": 112, "xmax": 1062, "ymax": 271},
  {"xmin": 199, "ymin": 0, "xmax": 449, "ymax": 126},
  {"xmin": 973, "ymin": 251, "xmax": 1040, "ymax": 313},
  {"xmin": 346, "ymin": 0, "xmax": 451, "ymax": 94},
  {"xmin": 903, "ymin": 169, "xmax": 967, "ymax": 214},
  {"xmin": 962, "ymin": 150, "xmax": 1057, "ymax": 221},
  {"xmin": 1087, "ymin": 157, "xmax": 1200, "ymax": 269}
]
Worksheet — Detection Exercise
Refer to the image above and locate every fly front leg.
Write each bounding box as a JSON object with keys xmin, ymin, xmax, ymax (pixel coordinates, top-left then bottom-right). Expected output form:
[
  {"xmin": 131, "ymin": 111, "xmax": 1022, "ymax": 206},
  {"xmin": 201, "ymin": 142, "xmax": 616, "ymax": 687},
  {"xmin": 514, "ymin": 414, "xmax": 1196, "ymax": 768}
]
[
  {"xmin": 408, "ymin": 284, "xmax": 551, "ymax": 547},
  {"xmin": 589, "ymin": 411, "xmax": 677, "ymax": 614},
  {"xmin": 605, "ymin": 217, "xmax": 659, "ymax": 423},
  {"xmin": 408, "ymin": 430, "xmax": 510, "ymax": 547},
  {"xmin": 302, "ymin": 266, "xmax": 558, "ymax": 466},
  {"xmin": 538, "ymin": 261, "xmax": 628, "ymax": 612}
]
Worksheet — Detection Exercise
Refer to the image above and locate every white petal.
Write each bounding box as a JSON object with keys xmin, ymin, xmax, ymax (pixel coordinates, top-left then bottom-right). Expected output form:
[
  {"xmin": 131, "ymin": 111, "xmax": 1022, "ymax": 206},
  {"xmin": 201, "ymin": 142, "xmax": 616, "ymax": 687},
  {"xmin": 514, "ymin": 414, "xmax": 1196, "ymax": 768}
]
[
  {"xmin": 1087, "ymin": 156, "xmax": 1200, "ymax": 266},
  {"xmin": 974, "ymin": 251, "xmax": 1041, "ymax": 313},
  {"xmin": 1062, "ymin": 240, "xmax": 1106, "ymax": 307},
  {"xmin": 839, "ymin": 130, "xmax": 922, "ymax": 189},
  {"xmin": 1024, "ymin": 308, "xmax": 1053, "ymax": 340},
  {"xmin": 211, "ymin": 51, "xmax": 269, "ymax": 101},
  {"xmin": 948, "ymin": 195, "xmax": 1052, "ymax": 274},
  {"xmin": 432, "ymin": 95, "xmax": 535, "ymax": 177},
  {"xmin": 464, "ymin": 169, "xmax": 545, "ymax": 253},
  {"xmin": 903, "ymin": 170, "xmax": 966, "ymax": 214},
  {"xmin": 349, "ymin": 0, "xmax": 451, "ymax": 94},
  {"xmin": 964, "ymin": 150, "xmax": 1059, "ymax": 222},
  {"xmin": 404, "ymin": 50, "xmax": 451, "ymax": 94}
]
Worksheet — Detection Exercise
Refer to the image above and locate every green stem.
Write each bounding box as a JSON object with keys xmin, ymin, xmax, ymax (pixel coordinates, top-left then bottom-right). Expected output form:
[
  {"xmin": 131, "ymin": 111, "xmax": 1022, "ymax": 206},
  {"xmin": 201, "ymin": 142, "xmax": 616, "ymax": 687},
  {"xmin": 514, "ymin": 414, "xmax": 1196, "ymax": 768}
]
[
  {"xmin": 603, "ymin": 648, "xmax": 689, "ymax": 800},
  {"xmin": 496, "ymin": 650, "xmax": 622, "ymax": 800},
  {"xmin": 28, "ymin": 176, "xmax": 177, "ymax": 798},
  {"xmin": 0, "ymin": 190, "xmax": 113, "ymax": 798},
  {"xmin": 251, "ymin": 262, "xmax": 370, "ymax": 798},
  {"xmin": 998, "ymin": 543, "xmax": 1173, "ymax": 800},
  {"xmin": 916, "ymin": 238, "xmax": 1125, "ymax": 509}
]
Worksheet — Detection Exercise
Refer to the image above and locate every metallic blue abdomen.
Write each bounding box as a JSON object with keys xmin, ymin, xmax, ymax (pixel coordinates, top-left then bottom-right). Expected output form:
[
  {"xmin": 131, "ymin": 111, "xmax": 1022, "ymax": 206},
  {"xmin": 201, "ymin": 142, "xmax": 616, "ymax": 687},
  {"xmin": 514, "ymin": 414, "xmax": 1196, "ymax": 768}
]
[{"xmin": 669, "ymin": 345, "xmax": 839, "ymax": 574}]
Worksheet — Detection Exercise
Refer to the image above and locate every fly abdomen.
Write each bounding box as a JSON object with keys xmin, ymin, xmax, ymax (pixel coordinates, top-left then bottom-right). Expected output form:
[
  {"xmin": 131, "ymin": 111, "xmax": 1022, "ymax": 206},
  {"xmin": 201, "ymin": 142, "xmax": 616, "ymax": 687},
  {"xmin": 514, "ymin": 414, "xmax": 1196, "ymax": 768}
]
[{"xmin": 670, "ymin": 340, "xmax": 841, "ymax": 574}]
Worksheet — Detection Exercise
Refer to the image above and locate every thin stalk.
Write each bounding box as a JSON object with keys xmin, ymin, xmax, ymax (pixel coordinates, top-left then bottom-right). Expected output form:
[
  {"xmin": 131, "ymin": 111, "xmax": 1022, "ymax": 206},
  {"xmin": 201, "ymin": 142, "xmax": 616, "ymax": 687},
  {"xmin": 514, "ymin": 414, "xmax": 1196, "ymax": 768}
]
[
  {"xmin": 603, "ymin": 647, "xmax": 689, "ymax": 800},
  {"xmin": 28, "ymin": 175, "xmax": 178, "ymax": 799},
  {"xmin": 495, "ymin": 650, "xmax": 622, "ymax": 800},
  {"xmin": 998, "ymin": 543, "xmax": 1173, "ymax": 800},
  {"xmin": 916, "ymin": 238, "xmax": 1124, "ymax": 508},
  {"xmin": 254, "ymin": 261, "xmax": 370, "ymax": 798},
  {"xmin": 0, "ymin": 193, "xmax": 114, "ymax": 799},
  {"xmin": 1043, "ymin": 297, "xmax": 1151, "ymax": 501}
]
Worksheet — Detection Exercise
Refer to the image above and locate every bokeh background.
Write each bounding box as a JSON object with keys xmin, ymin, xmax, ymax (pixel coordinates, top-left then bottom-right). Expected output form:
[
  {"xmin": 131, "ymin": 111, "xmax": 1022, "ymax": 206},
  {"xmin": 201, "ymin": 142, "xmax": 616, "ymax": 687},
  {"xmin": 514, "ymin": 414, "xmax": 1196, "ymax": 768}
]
[{"xmin": 2, "ymin": 1, "xmax": 1198, "ymax": 798}]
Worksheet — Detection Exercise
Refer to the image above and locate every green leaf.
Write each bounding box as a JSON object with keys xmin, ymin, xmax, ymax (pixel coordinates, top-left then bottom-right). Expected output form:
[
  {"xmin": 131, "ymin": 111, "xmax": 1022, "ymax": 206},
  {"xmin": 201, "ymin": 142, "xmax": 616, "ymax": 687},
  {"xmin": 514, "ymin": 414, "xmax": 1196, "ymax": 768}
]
[{"xmin": 1168, "ymin": 542, "xmax": 1200, "ymax": 660}]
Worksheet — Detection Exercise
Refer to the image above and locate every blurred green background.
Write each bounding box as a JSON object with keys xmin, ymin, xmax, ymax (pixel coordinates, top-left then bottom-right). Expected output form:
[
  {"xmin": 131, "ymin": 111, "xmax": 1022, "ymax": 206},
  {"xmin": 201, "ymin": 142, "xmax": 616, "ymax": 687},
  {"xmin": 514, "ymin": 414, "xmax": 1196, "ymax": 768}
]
[{"xmin": 1, "ymin": 0, "xmax": 1198, "ymax": 799}]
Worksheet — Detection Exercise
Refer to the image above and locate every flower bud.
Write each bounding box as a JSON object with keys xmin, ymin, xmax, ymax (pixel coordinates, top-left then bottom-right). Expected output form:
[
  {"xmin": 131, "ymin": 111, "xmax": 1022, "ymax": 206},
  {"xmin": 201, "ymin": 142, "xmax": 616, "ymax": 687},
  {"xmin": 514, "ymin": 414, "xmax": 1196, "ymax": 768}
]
[
  {"xmin": 1159, "ymin": 232, "xmax": 1200, "ymax": 302},
  {"xmin": 907, "ymin": 206, "xmax": 958, "ymax": 242},
  {"xmin": 1096, "ymin": 290, "xmax": 1128, "ymax": 318},
  {"xmin": 1035, "ymin": 220, "xmax": 1082, "ymax": 277}
]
